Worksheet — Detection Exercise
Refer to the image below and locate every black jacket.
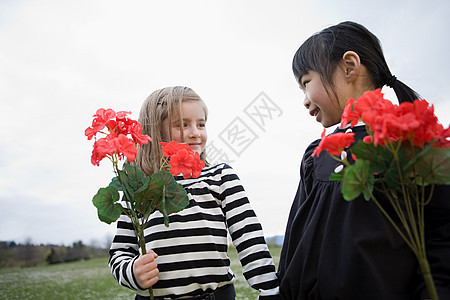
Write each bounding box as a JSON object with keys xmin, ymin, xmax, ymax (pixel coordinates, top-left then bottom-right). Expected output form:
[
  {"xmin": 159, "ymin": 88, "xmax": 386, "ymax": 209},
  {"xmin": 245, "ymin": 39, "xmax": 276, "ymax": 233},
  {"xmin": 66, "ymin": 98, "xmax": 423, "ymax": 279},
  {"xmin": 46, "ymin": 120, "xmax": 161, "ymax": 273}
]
[{"xmin": 277, "ymin": 125, "xmax": 450, "ymax": 300}]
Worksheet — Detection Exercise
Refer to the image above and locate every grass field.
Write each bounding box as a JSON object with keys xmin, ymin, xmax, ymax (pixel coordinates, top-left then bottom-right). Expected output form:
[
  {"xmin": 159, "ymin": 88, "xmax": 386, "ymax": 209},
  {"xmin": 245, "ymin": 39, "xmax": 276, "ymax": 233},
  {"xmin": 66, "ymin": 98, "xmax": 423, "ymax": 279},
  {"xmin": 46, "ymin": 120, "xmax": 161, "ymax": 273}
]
[{"xmin": 0, "ymin": 246, "xmax": 281, "ymax": 300}]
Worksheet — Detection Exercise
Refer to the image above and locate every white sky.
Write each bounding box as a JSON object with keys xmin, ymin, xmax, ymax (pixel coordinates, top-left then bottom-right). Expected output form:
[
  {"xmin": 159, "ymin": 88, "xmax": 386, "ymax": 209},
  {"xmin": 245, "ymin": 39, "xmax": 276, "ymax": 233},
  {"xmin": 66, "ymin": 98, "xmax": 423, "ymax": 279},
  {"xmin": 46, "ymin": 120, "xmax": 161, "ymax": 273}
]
[{"xmin": 1, "ymin": 0, "xmax": 449, "ymax": 246}]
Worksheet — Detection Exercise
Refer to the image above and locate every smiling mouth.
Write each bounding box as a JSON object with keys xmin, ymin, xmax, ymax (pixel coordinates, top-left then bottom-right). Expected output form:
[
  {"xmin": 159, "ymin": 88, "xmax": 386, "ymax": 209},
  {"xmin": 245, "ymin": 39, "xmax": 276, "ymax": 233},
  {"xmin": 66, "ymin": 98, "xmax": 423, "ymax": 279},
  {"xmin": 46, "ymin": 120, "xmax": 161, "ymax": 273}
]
[{"xmin": 310, "ymin": 108, "xmax": 320, "ymax": 117}]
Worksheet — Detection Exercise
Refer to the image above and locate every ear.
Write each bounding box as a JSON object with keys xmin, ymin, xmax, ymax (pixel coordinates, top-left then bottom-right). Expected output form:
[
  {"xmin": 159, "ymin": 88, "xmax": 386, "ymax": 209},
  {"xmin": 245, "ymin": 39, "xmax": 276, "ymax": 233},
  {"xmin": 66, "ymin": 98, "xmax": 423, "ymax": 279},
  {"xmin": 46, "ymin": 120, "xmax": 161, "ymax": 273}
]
[{"xmin": 341, "ymin": 51, "xmax": 361, "ymax": 82}]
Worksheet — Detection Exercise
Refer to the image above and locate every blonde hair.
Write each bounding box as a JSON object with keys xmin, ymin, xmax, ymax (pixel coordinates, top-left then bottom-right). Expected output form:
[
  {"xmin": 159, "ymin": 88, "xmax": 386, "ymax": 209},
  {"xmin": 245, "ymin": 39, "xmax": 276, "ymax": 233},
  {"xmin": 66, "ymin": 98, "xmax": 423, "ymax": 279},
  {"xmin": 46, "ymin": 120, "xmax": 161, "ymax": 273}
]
[{"xmin": 135, "ymin": 86, "xmax": 208, "ymax": 176}]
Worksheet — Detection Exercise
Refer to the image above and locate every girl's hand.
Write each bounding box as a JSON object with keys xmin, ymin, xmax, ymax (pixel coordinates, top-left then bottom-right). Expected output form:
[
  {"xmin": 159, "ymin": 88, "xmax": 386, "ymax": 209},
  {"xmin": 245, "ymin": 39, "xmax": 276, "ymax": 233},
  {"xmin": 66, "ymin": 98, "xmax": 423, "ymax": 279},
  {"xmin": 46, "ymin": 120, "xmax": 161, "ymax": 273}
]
[{"xmin": 133, "ymin": 250, "xmax": 159, "ymax": 289}]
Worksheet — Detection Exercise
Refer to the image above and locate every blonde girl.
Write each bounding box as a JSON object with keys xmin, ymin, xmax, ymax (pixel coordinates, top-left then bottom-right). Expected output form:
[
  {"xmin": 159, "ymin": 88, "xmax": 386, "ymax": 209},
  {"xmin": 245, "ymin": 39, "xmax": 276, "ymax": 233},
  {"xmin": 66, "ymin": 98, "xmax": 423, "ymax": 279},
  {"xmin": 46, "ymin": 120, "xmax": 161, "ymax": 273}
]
[{"xmin": 109, "ymin": 86, "xmax": 281, "ymax": 300}]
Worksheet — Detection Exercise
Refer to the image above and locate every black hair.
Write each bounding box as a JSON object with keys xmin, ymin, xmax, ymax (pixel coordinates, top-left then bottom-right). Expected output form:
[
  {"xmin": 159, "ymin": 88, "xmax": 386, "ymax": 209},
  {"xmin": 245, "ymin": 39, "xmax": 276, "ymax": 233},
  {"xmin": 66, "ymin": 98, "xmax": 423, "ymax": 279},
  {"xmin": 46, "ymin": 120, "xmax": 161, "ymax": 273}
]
[{"xmin": 292, "ymin": 21, "xmax": 421, "ymax": 103}]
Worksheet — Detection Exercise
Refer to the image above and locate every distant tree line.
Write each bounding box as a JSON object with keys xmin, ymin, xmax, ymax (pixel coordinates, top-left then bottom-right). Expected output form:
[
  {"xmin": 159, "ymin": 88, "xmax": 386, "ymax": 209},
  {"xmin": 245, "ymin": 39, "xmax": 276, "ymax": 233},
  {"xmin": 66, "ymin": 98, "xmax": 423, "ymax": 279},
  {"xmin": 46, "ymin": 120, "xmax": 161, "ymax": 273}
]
[{"xmin": 0, "ymin": 240, "xmax": 109, "ymax": 269}]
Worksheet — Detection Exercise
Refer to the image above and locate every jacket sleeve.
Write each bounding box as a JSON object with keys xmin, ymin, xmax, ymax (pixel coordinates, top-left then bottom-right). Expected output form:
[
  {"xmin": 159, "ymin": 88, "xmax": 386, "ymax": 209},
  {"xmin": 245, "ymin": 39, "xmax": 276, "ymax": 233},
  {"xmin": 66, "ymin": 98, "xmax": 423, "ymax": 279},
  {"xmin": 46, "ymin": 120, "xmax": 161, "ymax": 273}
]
[
  {"xmin": 220, "ymin": 165, "xmax": 281, "ymax": 300},
  {"xmin": 108, "ymin": 212, "xmax": 148, "ymax": 295}
]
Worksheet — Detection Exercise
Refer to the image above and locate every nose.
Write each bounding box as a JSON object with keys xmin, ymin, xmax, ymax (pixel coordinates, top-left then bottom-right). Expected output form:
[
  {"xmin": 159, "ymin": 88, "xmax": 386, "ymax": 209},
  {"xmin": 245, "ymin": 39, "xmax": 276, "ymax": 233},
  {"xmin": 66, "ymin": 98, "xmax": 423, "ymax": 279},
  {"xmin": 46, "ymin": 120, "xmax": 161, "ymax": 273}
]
[
  {"xmin": 303, "ymin": 95, "xmax": 311, "ymax": 109},
  {"xmin": 187, "ymin": 126, "xmax": 201, "ymax": 138}
]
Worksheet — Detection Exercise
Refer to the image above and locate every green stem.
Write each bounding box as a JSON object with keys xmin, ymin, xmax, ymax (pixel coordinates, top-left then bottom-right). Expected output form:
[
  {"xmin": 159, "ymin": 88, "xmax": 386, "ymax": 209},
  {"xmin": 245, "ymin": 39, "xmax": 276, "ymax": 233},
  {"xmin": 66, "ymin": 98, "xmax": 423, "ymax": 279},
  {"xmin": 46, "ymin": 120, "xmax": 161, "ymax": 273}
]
[
  {"xmin": 391, "ymin": 147, "xmax": 423, "ymax": 252},
  {"xmin": 366, "ymin": 169, "xmax": 438, "ymax": 299},
  {"xmin": 115, "ymin": 160, "xmax": 143, "ymax": 245},
  {"xmin": 418, "ymin": 256, "xmax": 439, "ymax": 300},
  {"xmin": 381, "ymin": 183, "xmax": 410, "ymax": 236},
  {"xmin": 136, "ymin": 226, "xmax": 154, "ymax": 300},
  {"xmin": 115, "ymin": 157, "xmax": 154, "ymax": 300},
  {"xmin": 369, "ymin": 192, "xmax": 417, "ymax": 253}
]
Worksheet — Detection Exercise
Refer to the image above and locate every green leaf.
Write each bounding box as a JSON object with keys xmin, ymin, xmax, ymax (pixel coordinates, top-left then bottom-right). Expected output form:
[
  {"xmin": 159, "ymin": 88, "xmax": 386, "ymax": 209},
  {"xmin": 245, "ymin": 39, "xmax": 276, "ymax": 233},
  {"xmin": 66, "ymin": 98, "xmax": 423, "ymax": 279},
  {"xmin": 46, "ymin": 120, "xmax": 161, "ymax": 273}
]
[
  {"xmin": 133, "ymin": 170, "xmax": 190, "ymax": 227},
  {"xmin": 114, "ymin": 169, "xmax": 135, "ymax": 202},
  {"xmin": 397, "ymin": 146, "xmax": 410, "ymax": 174},
  {"xmin": 329, "ymin": 172, "xmax": 343, "ymax": 181},
  {"xmin": 361, "ymin": 175, "xmax": 374, "ymax": 201},
  {"xmin": 109, "ymin": 164, "xmax": 150, "ymax": 197},
  {"xmin": 123, "ymin": 163, "xmax": 149, "ymax": 191},
  {"xmin": 341, "ymin": 159, "xmax": 373, "ymax": 201},
  {"xmin": 351, "ymin": 140, "xmax": 376, "ymax": 160},
  {"xmin": 403, "ymin": 142, "xmax": 434, "ymax": 173},
  {"xmin": 384, "ymin": 159, "xmax": 400, "ymax": 188},
  {"xmin": 351, "ymin": 141, "xmax": 392, "ymax": 174},
  {"xmin": 109, "ymin": 176, "xmax": 122, "ymax": 191},
  {"xmin": 414, "ymin": 147, "xmax": 450, "ymax": 185},
  {"xmin": 92, "ymin": 186, "xmax": 122, "ymax": 224}
]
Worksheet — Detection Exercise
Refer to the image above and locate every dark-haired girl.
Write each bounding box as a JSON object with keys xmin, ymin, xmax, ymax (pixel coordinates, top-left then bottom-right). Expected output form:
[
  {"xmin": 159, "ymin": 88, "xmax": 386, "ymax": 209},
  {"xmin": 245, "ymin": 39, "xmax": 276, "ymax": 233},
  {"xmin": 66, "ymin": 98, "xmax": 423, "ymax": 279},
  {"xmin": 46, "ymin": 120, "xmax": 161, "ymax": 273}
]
[{"xmin": 277, "ymin": 21, "xmax": 450, "ymax": 300}]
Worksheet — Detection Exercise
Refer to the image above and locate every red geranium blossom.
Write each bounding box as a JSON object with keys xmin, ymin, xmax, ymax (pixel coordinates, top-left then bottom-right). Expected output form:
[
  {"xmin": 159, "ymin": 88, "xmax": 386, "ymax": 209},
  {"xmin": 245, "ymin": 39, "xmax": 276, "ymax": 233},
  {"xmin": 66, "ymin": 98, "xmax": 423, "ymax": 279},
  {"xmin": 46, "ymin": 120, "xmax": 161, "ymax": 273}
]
[
  {"xmin": 191, "ymin": 152, "xmax": 205, "ymax": 178},
  {"xmin": 128, "ymin": 121, "xmax": 152, "ymax": 145},
  {"xmin": 340, "ymin": 98, "xmax": 360, "ymax": 128},
  {"xmin": 116, "ymin": 110, "xmax": 131, "ymax": 119},
  {"xmin": 91, "ymin": 108, "xmax": 116, "ymax": 133},
  {"xmin": 91, "ymin": 138, "xmax": 115, "ymax": 166},
  {"xmin": 90, "ymin": 134, "xmax": 138, "ymax": 166},
  {"xmin": 398, "ymin": 99, "xmax": 449, "ymax": 148},
  {"xmin": 160, "ymin": 141, "xmax": 191, "ymax": 157},
  {"xmin": 86, "ymin": 108, "xmax": 151, "ymax": 145},
  {"xmin": 169, "ymin": 148, "xmax": 205, "ymax": 179},
  {"xmin": 113, "ymin": 134, "xmax": 138, "ymax": 162},
  {"xmin": 86, "ymin": 108, "xmax": 151, "ymax": 166},
  {"xmin": 160, "ymin": 141, "xmax": 204, "ymax": 179},
  {"xmin": 312, "ymin": 129, "xmax": 355, "ymax": 157},
  {"xmin": 85, "ymin": 127, "xmax": 96, "ymax": 140},
  {"xmin": 340, "ymin": 89, "xmax": 450, "ymax": 148}
]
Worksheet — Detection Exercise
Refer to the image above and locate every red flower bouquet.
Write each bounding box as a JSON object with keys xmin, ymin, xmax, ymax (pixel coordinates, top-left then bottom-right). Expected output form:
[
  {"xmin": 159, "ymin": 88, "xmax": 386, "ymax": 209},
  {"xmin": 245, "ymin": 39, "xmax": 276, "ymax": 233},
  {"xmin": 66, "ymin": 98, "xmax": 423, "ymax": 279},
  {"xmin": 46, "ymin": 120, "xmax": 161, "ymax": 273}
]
[
  {"xmin": 315, "ymin": 89, "xmax": 450, "ymax": 299},
  {"xmin": 85, "ymin": 108, "xmax": 204, "ymax": 299}
]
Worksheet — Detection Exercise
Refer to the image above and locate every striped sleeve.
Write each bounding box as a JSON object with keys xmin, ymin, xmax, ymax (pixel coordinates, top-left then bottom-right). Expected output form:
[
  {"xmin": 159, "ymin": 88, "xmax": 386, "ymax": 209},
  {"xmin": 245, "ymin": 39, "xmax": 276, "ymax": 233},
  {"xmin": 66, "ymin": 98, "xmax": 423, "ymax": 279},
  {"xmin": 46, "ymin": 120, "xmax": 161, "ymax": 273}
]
[
  {"xmin": 108, "ymin": 214, "xmax": 148, "ymax": 295},
  {"xmin": 219, "ymin": 165, "xmax": 281, "ymax": 299}
]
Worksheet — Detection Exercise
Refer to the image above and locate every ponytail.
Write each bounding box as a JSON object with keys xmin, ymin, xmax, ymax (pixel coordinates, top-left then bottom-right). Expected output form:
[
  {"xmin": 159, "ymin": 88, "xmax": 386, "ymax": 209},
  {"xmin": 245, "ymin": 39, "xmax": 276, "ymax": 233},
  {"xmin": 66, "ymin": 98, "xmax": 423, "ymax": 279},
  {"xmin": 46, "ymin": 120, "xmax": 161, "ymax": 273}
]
[{"xmin": 385, "ymin": 75, "xmax": 421, "ymax": 103}]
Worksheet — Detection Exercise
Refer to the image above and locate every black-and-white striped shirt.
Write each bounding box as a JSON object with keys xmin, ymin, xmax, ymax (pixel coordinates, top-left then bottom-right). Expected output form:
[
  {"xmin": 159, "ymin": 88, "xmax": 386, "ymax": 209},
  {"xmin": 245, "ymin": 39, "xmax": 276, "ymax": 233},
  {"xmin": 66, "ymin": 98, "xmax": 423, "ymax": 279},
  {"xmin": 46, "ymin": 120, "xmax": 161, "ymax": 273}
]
[{"xmin": 109, "ymin": 163, "xmax": 280, "ymax": 299}]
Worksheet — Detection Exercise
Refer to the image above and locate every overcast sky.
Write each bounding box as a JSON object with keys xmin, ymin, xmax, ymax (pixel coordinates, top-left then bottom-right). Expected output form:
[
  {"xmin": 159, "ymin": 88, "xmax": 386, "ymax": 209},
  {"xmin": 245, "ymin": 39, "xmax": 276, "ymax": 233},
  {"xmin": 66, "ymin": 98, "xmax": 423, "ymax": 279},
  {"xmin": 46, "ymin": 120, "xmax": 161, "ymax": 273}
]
[{"xmin": 1, "ymin": 0, "xmax": 449, "ymax": 247}]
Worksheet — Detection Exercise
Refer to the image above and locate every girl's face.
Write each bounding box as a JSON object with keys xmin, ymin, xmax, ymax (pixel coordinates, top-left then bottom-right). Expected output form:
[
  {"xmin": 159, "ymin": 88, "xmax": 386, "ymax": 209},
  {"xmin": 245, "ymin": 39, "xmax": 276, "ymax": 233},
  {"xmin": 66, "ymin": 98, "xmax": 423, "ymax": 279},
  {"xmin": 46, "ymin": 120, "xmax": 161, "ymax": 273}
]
[
  {"xmin": 299, "ymin": 69, "xmax": 347, "ymax": 128},
  {"xmin": 161, "ymin": 100, "xmax": 207, "ymax": 154}
]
